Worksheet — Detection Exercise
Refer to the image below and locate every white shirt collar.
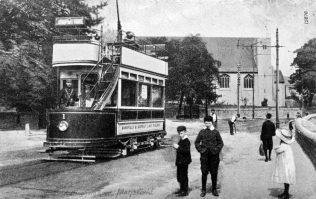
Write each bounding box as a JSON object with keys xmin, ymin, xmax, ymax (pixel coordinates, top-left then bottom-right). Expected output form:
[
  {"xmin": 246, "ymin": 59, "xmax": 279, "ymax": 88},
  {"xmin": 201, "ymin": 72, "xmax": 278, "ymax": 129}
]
[{"xmin": 204, "ymin": 126, "xmax": 215, "ymax": 131}]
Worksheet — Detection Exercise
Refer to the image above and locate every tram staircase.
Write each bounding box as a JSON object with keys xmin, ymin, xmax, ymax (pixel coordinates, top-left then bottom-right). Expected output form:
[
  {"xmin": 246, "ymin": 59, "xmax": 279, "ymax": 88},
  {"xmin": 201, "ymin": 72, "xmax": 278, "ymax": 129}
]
[
  {"xmin": 92, "ymin": 59, "xmax": 120, "ymax": 111},
  {"xmin": 82, "ymin": 44, "xmax": 121, "ymax": 111}
]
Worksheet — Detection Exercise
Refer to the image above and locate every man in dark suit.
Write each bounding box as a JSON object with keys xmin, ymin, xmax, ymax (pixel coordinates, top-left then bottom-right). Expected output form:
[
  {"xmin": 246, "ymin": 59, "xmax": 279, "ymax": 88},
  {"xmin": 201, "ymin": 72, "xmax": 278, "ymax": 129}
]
[
  {"xmin": 260, "ymin": 113, "xmax": 276, "ymax": 162},
  {"xmin": 58, "ymin": 79, "xmax": 79, "ymax": 108}
]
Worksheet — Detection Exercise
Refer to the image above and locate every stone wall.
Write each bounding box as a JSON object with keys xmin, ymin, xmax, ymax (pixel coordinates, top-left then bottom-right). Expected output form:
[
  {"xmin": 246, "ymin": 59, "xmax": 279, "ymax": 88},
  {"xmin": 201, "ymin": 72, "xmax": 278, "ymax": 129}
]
[
  {"xmin": 295, "ymin": 115, "xmax": 316, "ymax": 170},
  {"xmin": 165, "ymin": 104, "xmax": 301, "ymax": 120},
  {"xmin": 0, "ymin": 112, "xmax": 39, "ymax": 130}
]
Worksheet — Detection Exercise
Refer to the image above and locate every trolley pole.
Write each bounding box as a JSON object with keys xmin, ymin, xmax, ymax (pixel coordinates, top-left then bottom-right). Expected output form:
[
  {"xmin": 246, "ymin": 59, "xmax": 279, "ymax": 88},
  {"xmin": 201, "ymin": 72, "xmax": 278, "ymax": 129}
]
[
  {"xmin": 237, "ymin": 64, "xmax": 241, "ymax": 115},
  {"xmin": 276, "ymin": 28, "xmax": 280, "ymax": 128}
]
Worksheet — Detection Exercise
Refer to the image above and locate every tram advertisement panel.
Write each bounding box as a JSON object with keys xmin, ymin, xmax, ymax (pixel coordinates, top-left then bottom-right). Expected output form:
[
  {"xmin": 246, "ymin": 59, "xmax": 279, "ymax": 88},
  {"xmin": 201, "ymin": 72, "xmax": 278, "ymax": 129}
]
[{"xmin": 117, "ymin": 120, "xmax": 164, "ymax": 135}]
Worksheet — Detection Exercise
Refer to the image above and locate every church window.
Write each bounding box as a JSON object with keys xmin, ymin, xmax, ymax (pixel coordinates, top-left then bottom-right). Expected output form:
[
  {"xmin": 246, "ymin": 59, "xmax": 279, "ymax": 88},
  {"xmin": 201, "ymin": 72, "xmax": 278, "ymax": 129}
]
[
  {"xmin": 219, "ymin": 74, "xmax": 230, "ymax": 88},
  {"xmin": 244, "ymin": 74, "xmax": 254, "ymax": 88}
]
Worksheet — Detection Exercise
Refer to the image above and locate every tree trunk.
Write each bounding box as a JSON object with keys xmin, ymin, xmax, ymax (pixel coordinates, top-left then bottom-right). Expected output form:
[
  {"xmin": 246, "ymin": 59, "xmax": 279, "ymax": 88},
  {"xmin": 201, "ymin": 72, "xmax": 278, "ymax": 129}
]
[
  {"xmin": 178, "ymin": 91, "xmax": 184, "ymax": 115},
  {"xmin": 204, "ymin": 98, "xmax": 208, "ymax": 116}
]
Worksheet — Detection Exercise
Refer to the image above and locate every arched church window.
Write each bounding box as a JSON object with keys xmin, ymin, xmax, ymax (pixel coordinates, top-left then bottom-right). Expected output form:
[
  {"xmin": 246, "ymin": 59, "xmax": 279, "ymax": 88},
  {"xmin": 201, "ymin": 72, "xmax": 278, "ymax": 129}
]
[
  {"xmin": 244, "ymin": 74, "xmax": 253, "ymax": 88},
  {"xmin": 219, "ymin": 74, "xmax": 230, "ymax": 88}
]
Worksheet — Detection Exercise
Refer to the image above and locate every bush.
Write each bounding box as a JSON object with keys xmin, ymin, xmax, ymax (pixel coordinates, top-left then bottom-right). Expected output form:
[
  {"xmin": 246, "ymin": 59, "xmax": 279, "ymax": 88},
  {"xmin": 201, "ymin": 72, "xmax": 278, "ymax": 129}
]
[{"xmin": 261, "ymin": 98, "xmax": 268, "ymax": 107}]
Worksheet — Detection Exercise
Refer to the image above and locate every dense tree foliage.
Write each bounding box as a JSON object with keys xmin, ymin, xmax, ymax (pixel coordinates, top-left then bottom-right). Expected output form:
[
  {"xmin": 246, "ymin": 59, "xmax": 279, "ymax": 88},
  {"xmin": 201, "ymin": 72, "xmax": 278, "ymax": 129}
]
[
  {"xmin": 166, "ymin": 36, "xmax": 220, "ymax": 115},
  {"xmin": 289, "ymin": 38, "xmax": 316, "ymax": 107},
  {"xmin": 0, "ymin": 0, "xmax": 106, "ymax": 112},
  {"xmin": 137, "ymin": 36, "xmax": 219, "ymax": 115}
]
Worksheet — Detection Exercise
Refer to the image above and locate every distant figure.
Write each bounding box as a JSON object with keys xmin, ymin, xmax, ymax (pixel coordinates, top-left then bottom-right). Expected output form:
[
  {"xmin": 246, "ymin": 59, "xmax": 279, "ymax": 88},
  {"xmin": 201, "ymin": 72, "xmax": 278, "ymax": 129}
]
[
  {"xmin": 173, "ymin": 126, "xmax": 192, "ymax": 197},
  {"xmin": 296, "ymin": 112, "xmax": 302, "ymax": 118},
  {"xmin": 210, "ymin": 109, "xmax": 218, "ymax": 129},
  {"xmin": 195, "ymin": 116, "xmax": 224, "ymax": 197},
  {"xmin": 272, "ymin": 128, "xmax": 296, "ymax": 199},
  {"xmin": 58, "ymin": 79, "xmax": 79, "ymax": 108},
  {"xmin": 260, "ymin": 113, "xmax": 276, "ymax": 162},
  {"xmin": 305, "ymin": 112, "xmax": 309, "ymax": 116},
  {"xmin": 228, "ymin": 113, "xmax": 239, "ymax": 135}
]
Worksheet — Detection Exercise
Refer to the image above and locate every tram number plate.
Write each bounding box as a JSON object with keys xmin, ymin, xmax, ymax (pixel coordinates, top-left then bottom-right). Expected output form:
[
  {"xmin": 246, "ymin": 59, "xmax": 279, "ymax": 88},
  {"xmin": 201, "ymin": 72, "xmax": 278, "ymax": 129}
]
[{"xmin": 117, "ymin": 122, "xmax": 163, "ymax": 135}]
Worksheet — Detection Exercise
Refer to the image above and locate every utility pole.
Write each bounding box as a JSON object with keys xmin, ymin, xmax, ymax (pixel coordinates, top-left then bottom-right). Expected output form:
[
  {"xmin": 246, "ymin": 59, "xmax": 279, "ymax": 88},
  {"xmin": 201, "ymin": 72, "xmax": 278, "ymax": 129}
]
[
  {"xmin": 237, "ymin": 64, "xmax": 241, "ymax": 115},
  {"xmin": 237, "ymin": 30, "xmax": 283, "ymax": 124},
  {"xmin": 275, "ymin": 28, "xmax": 280, "ymax": 128}
]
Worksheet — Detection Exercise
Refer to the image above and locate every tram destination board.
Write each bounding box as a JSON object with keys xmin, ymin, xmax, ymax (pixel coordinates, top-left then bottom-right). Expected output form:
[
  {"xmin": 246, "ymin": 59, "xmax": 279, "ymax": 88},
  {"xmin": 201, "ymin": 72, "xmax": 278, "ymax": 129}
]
[{"xmin": 117, "ymin": 121, "xmax": 164, "ymax": 135}]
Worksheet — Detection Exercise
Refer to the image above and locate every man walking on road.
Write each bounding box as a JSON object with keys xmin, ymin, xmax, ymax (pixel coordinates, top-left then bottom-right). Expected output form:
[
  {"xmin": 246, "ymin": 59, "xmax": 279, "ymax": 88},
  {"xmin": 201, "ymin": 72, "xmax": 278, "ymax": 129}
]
[
  {"xmin": 210, "ymin": 109, "xmax": 218, "ymax": 129},
  {"xmin": 195, "ymin": 116, "xmax": 224, "ymax": 197},
  {"xmin": 260, "ymin": 113, "xmax": 276, "ymax": 162},
  {"xmin": 228, "ymin": 113, "xmax": 239, "ymax": 135}
]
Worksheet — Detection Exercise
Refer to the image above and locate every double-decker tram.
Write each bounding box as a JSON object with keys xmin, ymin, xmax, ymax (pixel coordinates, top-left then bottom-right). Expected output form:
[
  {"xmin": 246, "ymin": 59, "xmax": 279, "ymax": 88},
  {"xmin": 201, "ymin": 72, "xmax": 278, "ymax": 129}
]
[{"xmin": 43, "ymin": 16, "xmax": 168, "ymax": 162}]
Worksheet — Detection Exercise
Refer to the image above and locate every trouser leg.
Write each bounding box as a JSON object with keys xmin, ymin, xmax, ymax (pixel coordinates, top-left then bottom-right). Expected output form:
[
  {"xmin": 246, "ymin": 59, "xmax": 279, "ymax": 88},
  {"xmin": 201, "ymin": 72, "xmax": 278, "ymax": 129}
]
[
  {"xmin": 202, "ymin": 173, "xmax": 207, "ymax": 191},
  {"xmin": 228, "ymin": 121, "xmax": 233, "ymax": 134},
  {"xmin": 209, "ymin": 154, "xmax": 220, "ymax": 190},
  {"xmin": 181, "ymin": 165, "xmax": 189, "ymax": 192},
  {"xmin": 284, "ymin": 183, "xmax": 289, "ymax": 194},
  {"xmin": 200, "ymin": 153, "xmax": 208, "ymax": 191},
  {"xmin": 262, "ymin": 139, "xmax": 269, "ymax": 160}
]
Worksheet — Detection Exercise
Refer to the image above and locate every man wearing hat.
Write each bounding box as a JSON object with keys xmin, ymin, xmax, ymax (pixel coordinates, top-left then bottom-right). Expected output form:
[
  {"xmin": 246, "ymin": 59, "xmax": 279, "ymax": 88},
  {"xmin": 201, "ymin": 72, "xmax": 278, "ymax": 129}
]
[
  {"xmin": 58, "ymin": 79, "xmax": 79, "ymax": 108},
  {"xmin": 260, "ymin": 113, "xmax": 276, "ymax": 162}
]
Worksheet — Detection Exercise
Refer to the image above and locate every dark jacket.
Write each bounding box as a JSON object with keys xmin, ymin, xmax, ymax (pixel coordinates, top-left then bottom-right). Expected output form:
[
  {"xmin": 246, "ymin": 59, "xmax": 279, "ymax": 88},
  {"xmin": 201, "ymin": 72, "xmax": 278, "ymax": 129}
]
[
  {"xmin": 260, "ymin": 119, "xmax": 276, "ymax": 140},
  {"xmin": 175, "ymin": 137, "xmax": 192, "ymax": 166},
  {"xmin": 58, "ymin": 88, "xmax": 79, "ymax": 107},
  {"xmin": 195, "ymin": 128, "xmax": 224, "ymax": 155}
]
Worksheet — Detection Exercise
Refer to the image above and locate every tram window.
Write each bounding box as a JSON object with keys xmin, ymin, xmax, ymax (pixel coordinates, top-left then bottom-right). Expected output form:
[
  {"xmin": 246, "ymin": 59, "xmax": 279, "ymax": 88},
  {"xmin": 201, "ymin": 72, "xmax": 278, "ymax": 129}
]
[
  {"xmin": 138, "ymin": 83, "xmax": 151, "ymax": 107},
  {"xmin": 145, "ymin": 77, "xmax": 151, "ymax": 83},
  {"xmin": 121, "ymin": 79, "xmax": 137, "ymax": 106},
  {"xmin": 121, "ymin": 71, "xmax": 129, "ymax": 79},
  {"xmin": 152, "ymin": 110, "xmax": 164, "ymax": 118},
  {"xmin": 121, "ymin": 110, "xmax": 137, "ymax": 120},
  {"xmin": 159, "ymin": 80, "xmax": 163, "ymax": 86},
  {"xmin": 138, "ymin": 75, "xmax": 144, "ymax": 82},
  {"xmin": 61, "ymin": 79, "xmax": 79, "ymax": 107},
  {"xmin": 81, "ymin": 73, "xmax": 98, "ymax": 108},
  {"xmin": 152, "ymin": 78, "xmax": 158, "ymax": 84},
  {"xmin": 138, "ymin": 110, "xmax": 151, "ymax": 119},
  {"xmin": 152, "ymin": 85, "xmax": 163, "ymax": 107},
  {"xmin": 130, "ymin": 73, "xmax": 137, "ymax": 80},
  {"xmin": 104, "ymin": 85, "xmax": 117, "ymax": 107}
]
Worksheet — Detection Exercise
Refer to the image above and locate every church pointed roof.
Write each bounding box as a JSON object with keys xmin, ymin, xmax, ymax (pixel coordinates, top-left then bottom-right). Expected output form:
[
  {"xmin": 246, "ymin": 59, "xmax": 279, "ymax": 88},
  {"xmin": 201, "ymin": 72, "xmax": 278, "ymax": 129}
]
[{"xmin": 201, "ymin": 37, "xmax": 258, "ymax": 73}]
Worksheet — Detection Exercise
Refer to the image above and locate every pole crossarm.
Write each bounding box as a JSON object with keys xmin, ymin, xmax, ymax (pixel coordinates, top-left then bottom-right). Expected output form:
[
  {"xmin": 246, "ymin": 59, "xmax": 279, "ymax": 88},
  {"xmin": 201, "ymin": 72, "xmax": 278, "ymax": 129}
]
[{"xmin": 236, "ymin": 35, "xmax": 284, "ymax": 122}]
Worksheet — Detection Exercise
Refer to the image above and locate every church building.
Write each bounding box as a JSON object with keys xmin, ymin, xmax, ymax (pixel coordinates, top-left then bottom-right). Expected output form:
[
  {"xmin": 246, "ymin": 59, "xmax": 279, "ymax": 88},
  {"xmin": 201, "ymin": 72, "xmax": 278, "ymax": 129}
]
[{"xmin": 201, "ymin": 37, "xmax": 284, "ymax": 107}]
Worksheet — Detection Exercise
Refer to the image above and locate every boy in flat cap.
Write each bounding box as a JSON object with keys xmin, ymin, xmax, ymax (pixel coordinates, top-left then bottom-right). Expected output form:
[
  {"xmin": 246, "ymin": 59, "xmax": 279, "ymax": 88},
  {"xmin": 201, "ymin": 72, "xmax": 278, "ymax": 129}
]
[
  {"xmin": 195, "ymin": 116, "xmax": 224, "ymax": 197},
  {"xmin": 173, "ymin": 125, "xmax": 192, "ymax": 196}
]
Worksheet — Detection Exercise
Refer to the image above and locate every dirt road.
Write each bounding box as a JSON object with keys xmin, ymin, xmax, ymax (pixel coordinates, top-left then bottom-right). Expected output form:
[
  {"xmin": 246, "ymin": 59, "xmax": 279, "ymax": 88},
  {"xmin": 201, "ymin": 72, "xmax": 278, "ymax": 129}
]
[{"xmin": 0, "ymin": 119, "xmax": 315, "ymax": 199}]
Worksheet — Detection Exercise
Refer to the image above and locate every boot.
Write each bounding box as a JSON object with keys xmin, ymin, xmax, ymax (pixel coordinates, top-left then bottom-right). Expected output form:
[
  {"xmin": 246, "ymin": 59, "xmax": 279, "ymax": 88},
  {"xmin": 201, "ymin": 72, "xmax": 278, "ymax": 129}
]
[
  {"xmin": 212, "ymin": 189, "xmax": 219, "ymax": 196},
  {"xmin": 283, "ymin": 193, "xmax": 289, "ymax": 199},
  {"xmin": 200, "ymin": 190, "xmax": 206, "ymax": 197},
  {"xmin": 277, "ymin": 192, "xmax": 285, "ymax": 198}
]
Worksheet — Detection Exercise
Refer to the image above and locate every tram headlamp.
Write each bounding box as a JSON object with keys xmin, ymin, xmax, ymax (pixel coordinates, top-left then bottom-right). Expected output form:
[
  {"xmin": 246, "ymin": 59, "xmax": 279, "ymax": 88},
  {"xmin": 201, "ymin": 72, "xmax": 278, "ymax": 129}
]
[{"xmin": 58, "ymin": 121, "xmax": 69, "ymax": 131}]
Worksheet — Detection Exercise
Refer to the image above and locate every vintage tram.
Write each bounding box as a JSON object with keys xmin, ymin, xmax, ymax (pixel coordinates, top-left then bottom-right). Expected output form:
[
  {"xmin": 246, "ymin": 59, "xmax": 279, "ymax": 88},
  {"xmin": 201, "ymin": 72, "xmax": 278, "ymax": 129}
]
[{"xmin": 43, "ymin": 17, "xmax": 168, "ymax": 162}]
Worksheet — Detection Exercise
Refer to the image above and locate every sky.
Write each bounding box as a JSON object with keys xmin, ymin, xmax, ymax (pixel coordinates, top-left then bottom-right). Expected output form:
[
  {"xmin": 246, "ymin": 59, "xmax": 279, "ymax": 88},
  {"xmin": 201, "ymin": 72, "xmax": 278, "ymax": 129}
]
[{"xmin": 90, "ymin": 0, "xmax": 316, "ymax": 76}]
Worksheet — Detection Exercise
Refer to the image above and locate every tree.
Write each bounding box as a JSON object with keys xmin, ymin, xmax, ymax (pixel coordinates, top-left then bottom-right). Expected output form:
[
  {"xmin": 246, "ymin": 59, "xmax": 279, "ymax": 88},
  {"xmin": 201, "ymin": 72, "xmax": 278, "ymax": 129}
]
[
  {"xmin": 289, "ymin": 38, "xmax": 316, "ymax": 108},
  {"xmin": 166, "ymin": 35, "xmax": 220, "ymax": 116},
  {"xmin": 0, "ymin": 0, "xmax": 106, "ymax": 114}
]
